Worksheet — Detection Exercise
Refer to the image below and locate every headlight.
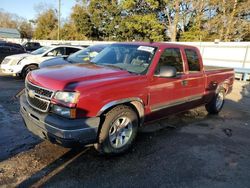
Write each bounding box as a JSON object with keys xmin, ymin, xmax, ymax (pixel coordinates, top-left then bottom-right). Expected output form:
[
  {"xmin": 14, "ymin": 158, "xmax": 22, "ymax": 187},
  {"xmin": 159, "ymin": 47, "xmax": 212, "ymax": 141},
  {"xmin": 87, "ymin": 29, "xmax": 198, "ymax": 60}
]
[
  {"xmin": 51, "ymin": 105, "xmax": 76, "ymax": 118},
  {"xmin": 9, "ymin": 58, "xmax": 25, "ymax": 65},
  {"xmin": 9, "ymin": 59, "xmax": 20, "ymax": 65},
  {"xmin": 54, "ymin": 91, "xmax": 80, "ymax": 104}
]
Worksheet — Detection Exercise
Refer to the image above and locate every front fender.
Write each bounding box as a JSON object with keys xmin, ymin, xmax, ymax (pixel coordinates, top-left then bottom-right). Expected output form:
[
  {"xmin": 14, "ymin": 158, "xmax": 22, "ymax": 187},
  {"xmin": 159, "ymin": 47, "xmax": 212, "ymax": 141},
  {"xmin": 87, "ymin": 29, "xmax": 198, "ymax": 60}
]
[{"xmin": 96, "ymin": 97, "xmax": 145, "ymax": 126}]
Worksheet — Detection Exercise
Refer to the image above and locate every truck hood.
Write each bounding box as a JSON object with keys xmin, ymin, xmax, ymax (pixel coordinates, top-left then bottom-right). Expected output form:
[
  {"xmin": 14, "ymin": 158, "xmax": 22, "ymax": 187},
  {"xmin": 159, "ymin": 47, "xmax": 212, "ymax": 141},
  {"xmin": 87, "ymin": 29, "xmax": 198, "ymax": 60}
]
[{"xmin": 28, "ymin": 64, "xmax": 137, "ymax": 91}]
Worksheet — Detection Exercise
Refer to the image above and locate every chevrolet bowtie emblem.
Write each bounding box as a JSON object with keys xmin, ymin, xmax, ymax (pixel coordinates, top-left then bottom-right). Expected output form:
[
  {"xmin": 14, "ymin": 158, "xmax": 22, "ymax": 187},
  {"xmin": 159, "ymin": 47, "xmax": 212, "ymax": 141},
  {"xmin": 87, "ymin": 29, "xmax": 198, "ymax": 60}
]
[{"xmin": 28, "ymin": 90, "xmax": 36, "ymax": 98}]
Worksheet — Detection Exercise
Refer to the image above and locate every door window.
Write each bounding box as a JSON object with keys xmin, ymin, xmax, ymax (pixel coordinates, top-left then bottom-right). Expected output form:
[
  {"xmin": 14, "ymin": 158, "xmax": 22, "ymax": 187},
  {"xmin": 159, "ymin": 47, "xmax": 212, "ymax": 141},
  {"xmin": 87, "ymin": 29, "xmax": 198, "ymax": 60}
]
[
  {"xmin": 156, "ymin": 48, "xmax": 184, "ymax": 75},
  {"xmin": 185, "ymin": 49, "xmax": 200, "ymax": 72},
  {"xmin": 49, "ymin": 47, "xmax": 65, "ymax": 56}
]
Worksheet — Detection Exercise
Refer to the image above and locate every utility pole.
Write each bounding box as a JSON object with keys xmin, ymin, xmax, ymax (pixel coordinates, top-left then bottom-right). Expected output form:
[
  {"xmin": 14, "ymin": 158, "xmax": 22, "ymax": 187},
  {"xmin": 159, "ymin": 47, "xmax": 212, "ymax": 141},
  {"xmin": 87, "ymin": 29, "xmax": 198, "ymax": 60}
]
[{"xmin": 58, "ymin": 0, "xmax": 61, "ymax": 40}]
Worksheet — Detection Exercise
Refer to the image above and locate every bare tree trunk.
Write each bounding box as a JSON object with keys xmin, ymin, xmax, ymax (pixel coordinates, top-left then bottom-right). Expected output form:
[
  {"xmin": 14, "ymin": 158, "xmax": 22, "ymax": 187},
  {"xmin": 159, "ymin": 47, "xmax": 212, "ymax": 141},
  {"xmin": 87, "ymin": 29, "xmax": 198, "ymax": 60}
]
[
  {"xmin": 224, "ymin": 0, "xmax": 238, "ymax": 41},
  {"xmin": 170, "ymin": 0, "xmax": 180, "ymax": 41},
  {"xmin": 219, "ymin": 0, "xmax": 226, "ymax": 41}
]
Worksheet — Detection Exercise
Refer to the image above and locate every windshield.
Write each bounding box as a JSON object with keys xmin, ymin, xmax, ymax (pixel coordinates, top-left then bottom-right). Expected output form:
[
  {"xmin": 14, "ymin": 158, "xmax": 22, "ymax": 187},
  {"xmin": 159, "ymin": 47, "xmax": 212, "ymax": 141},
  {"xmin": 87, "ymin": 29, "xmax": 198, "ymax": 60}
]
[
  {"xmin": 31, "ymin": 46, "xmax": 52, "ymax": 55},
  {"xmin": 91, "ymin": 44, "xmax": 157, "ymax": 74},
  {"xmin": 67, "ymin": 46, "xmax": 105, "ymax": 64}
]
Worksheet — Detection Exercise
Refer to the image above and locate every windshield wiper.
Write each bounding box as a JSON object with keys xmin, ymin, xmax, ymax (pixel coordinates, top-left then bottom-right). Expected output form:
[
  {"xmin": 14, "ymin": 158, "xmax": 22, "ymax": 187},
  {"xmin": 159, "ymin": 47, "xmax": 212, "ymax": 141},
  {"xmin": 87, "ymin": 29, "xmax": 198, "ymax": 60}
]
[
  {"xmin": 103, "ymin": 64, "xmax": 139, "ymax": 75},
  {"xmin": 103, "ymin": 64, "xmax": 125, "ymax": 70}
]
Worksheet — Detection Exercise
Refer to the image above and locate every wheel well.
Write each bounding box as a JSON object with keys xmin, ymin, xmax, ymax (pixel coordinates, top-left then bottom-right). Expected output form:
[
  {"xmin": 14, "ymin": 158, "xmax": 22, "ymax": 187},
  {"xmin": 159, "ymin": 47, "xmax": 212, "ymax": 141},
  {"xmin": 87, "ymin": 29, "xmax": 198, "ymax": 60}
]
[
  {"xmin": 22, "ymin": 63, "xmax": 39, "ymax": 73},
  {"xmin": 99, "ymin": 101, "xmax": 144, "ymax": 127},
  {"xmin": 216, "ymin": 83, "xmax": 228, "ymax": 94}
]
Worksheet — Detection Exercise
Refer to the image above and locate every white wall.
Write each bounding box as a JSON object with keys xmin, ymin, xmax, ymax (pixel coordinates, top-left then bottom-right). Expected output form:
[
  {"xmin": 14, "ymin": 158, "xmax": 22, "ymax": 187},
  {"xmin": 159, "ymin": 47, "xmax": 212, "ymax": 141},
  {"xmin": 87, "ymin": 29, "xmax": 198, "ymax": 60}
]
[{"xmin": 3, "ymin": 38, "xmax": 250, "ymax": 79}]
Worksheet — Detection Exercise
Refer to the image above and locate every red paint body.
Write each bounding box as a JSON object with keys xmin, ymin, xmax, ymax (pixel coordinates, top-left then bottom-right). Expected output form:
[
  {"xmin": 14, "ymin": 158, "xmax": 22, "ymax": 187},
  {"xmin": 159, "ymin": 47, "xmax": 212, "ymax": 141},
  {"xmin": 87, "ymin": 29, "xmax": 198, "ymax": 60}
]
[{"xmin": 27, "ymin": 42, "xmax": 234, "ymax": 123}]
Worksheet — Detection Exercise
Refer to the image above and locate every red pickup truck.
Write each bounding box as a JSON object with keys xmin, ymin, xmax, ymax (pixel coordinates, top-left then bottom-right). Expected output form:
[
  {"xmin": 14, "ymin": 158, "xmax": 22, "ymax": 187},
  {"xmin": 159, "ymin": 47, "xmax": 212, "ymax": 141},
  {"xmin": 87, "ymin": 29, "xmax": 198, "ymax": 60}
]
[{"xmin": 20, "ymin": 42, "xmax": 234, "ymax": 155}]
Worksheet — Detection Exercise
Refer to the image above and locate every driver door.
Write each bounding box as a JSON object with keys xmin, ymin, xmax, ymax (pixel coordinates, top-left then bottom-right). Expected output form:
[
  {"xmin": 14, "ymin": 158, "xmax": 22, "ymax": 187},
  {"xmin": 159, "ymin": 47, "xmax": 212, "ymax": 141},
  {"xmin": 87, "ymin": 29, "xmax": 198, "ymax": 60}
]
[{"xmin": 147, "ymin": 48, "xmax": 190, "ymax": 120}]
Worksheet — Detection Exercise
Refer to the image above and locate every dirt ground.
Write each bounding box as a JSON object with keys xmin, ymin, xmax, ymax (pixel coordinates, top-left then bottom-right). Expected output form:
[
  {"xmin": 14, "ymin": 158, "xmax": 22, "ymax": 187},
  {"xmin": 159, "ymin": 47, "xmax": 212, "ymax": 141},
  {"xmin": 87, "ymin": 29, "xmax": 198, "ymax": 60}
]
[{"xmin": 0, "ymin": 71, "xmax": 250, "ymax": 188}]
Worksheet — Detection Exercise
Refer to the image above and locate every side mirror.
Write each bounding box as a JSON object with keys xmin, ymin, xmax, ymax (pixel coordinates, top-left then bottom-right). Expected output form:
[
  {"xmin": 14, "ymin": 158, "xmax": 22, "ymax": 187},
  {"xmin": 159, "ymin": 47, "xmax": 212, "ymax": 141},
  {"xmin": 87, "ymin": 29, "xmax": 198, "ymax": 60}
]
[
  {"xmin": 47, "ymin": 52, "xmax": 54, "ymax": 56},
  {"xmin": 157, "ymin": 65, "xmax": 177, "ymax": 78}
]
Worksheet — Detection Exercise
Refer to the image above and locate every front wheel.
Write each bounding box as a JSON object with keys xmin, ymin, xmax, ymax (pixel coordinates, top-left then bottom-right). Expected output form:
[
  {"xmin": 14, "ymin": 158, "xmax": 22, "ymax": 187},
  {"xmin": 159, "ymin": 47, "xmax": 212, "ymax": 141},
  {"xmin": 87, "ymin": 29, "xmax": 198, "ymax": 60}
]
[
  {"xmin": 94, "ymin": 105, "xmax": 138, "ymax": 155},
  {"xmin": 21, "ymin": 64, "xmax": 38, "ymax": 78},
  {"xmin": 205, "ymin": 89, "xmax": 225, "ymax": 114}
]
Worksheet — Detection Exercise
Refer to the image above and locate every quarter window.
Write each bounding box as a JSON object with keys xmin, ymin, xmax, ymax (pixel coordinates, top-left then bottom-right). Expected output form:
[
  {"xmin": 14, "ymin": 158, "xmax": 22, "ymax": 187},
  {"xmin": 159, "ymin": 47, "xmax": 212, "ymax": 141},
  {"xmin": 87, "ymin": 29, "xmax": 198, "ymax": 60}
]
[
  {"xmin": 66, "ymin": 47, "xmax": 80, "ymax": 55},
  {"xmin": 185, "ymin": 49, "xmax": 200, "ymax": 72},
  {"xmin": 156, "ymin": 48, "xmax": 183, "ymax": 74}
]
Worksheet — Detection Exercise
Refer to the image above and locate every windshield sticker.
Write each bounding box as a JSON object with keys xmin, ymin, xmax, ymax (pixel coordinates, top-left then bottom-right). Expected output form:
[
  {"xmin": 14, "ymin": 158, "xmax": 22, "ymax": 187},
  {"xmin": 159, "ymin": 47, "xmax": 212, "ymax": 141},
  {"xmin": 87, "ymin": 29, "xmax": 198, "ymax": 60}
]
[{"xmin": 137, "ymin": 46, "xmax": 154, "ymax": 53}]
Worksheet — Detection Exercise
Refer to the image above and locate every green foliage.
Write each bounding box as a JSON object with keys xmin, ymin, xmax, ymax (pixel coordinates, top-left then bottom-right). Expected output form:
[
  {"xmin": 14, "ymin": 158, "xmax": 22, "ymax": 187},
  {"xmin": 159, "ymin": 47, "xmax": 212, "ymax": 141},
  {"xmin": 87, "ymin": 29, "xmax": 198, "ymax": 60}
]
[
  {"xmin": 33, "ymin": 9, "xmax": 58, "ymax": 39},
  {"xmin": 60, "ymin": 22, "xmax": 87, "ymax": 40},
  {"xmin": 71, "ymin": 5, "xmax": 93, "ymax": 39},
  {"xmin": 121, "ymin": 14, "xmax": 165, "ymax": 41},
  {"xmin": 88, "ymin": 0, "xmax": 121, "ymax": 40},
  {"xmin": 29, "ymin": 0, "xmax": 250, "ymax": 41}
]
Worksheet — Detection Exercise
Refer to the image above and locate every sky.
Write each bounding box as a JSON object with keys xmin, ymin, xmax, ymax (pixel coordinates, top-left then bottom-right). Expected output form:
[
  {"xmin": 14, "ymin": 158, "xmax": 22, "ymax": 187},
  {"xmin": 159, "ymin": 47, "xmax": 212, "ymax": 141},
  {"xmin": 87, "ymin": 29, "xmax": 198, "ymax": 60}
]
[{"xmin": 0, "ymin": 0, "xmax": 77, "ymax": 20}]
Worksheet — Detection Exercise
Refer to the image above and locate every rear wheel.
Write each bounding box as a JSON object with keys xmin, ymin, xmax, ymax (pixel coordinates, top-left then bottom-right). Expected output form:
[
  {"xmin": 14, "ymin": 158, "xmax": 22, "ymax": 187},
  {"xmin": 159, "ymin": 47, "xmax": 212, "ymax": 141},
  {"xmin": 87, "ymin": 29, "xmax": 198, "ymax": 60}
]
[
  {"xmin": 21, "ymin": 64, "xmax": 38, "ymax": 78},
  {"xmin": 94, "ymin": 105, "xmax": 138, "ymax": 155},
  {"xmin": 205, "ymin": 89, "xmax": 225, "ymax": 114}
]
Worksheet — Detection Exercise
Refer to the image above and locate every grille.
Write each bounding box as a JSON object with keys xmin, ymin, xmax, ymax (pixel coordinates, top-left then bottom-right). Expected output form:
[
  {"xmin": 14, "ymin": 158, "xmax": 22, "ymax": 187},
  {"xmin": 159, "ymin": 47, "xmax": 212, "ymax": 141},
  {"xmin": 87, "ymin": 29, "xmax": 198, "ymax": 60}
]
[
  {"xmin": 26, "ymin": 82, "xmax": 53, "ymax": 98},
  {"xmin": 27, "ymin": 95, "xmax": 49, "ymax": 111},
  {"xmin": 26, "ymin": 81, "xmax": 54, "ymax": 112}
]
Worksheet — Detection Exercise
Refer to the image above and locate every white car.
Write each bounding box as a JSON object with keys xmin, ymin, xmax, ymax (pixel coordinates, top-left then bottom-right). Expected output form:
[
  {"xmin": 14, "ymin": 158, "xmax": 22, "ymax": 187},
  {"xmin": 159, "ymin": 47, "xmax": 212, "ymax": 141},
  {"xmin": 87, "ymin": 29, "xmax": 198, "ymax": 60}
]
[{"xmin": 0, "ymin": 45, "xmax": 83, "ymax": 78}]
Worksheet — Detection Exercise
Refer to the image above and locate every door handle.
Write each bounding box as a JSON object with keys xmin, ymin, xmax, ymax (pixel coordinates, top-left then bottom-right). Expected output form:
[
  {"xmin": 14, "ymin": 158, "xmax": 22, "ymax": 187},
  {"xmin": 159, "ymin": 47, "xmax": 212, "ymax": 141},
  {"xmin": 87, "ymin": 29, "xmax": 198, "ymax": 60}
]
[{"xmin": 182, "ymin": 80, "xmax": 188, "ymax": 86}]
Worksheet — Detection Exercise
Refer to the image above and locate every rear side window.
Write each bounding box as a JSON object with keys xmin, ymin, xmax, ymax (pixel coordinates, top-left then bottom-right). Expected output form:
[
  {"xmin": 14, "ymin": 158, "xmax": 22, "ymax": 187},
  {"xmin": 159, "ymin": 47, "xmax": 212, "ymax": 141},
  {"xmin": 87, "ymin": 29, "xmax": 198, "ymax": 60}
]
[
  {"xmin": 185, "ymin": 49, "xmax": 200, "ymax": 72},
  {"xmin": 66, "ymin": 47, "xmax": 80, "ymax": 55},
  {"xmin": 157, "ymin": 48, "xmax": 183, "ymax": 74}
]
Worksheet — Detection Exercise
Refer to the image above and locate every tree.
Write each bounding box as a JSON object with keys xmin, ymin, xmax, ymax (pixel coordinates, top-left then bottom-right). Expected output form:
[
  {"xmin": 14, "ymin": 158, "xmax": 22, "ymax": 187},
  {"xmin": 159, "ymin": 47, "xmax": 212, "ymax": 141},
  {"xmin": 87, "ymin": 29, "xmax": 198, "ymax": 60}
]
[
  {"xmin": 119, "ymin": 0, "xmax": 165, "ymax": 41},
  {"xmin": 0, "ymin": 10, "xmax": 34, "ymax": 39},
  {"xmin": 70, "ymin": 4, "xmax": 94, "ymax": 39},
  {"xmin": 162, "ymin": 0, "xmax": 181, "ymax": 41},
  {"xmin": 88, "ymin": 0, "xmax": 121, "ymax": 40},
  {"xmin": 61, "ymin": 22, "xmax": 87, "ymax": 40},
  {"xmin": 2, "ymin": 0, "xmax": 246, "ymax": 41},
  {"xmin": 0, "ymin": 11, "xmax": 18, "ymax": 28},
  {"xmin": 33, "ymin": 9, "xmax": 58, "ymax": 39},
  {"xmin": 19, "ymin": 21, "xmax": 33, "ymax": 39}
]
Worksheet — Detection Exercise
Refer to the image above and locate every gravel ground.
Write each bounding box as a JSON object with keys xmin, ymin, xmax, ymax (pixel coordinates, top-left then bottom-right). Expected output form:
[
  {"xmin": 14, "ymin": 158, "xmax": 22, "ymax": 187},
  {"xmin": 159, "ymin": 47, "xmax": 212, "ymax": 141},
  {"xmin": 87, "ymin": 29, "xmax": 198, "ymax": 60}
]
[{"xmin": 0, "ymin": 71, "xmax": 250, "ymax": 188}]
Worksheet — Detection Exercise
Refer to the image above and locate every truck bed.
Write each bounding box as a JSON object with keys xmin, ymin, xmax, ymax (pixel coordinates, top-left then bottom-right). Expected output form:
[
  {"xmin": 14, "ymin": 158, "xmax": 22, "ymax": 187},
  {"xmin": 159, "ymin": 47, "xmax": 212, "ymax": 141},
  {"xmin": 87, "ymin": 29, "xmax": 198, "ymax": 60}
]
[{"xmin": 204, "ymin": 66, "xmax": 233, "ymax": 71}]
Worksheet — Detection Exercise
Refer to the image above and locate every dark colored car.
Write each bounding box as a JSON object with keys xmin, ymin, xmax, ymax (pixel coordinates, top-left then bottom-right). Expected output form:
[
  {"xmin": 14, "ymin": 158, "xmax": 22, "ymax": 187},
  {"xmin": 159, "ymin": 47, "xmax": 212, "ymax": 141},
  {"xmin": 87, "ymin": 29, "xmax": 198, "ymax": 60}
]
[
  {"xmin": 22, "ymin": 42, "xmax": 41, "ymax": 52},
  {"xmin": 39, "ymin": 44, "xmax": 109, "ymax": 68},
  {"xmin": 0, "ymin": 42, "xmax": 26, "ymax": 64}
]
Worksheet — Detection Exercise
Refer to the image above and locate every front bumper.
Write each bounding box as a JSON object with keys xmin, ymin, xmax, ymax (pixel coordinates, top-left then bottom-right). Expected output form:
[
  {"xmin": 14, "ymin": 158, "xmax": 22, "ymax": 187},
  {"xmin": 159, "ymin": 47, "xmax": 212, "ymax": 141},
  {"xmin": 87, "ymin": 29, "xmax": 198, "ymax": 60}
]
[
  {"xmin": 20, "ymin": 94, "xmax": 100, "ymax": 147},
  {"xmin": 1, "ymin": 64, "xmax": 23, "ymax": 74}
]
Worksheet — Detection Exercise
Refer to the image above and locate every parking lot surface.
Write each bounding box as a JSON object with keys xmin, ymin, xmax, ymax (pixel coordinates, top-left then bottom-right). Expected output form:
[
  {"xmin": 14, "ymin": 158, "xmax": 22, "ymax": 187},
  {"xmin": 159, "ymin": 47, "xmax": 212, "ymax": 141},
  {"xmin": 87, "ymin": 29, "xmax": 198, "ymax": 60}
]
[{"xmin": 0, "ymin": 70, "xmax": 250, "ymax": 188}]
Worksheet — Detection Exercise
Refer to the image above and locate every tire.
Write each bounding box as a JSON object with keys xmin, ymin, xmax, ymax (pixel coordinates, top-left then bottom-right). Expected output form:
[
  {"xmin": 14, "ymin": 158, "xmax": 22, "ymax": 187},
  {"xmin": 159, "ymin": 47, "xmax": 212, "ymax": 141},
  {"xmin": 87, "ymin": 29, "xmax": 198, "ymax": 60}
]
[
  {"xmin": 94, "ymin": 105, "xmax": 139, "ymax": 155},
  {"xmin": 205, "ymin": 89, "xmax": 225, "ymax": 114},
  {"xmin": 21, "ymin": 64, "xmax": 38, "ymax": 78}
]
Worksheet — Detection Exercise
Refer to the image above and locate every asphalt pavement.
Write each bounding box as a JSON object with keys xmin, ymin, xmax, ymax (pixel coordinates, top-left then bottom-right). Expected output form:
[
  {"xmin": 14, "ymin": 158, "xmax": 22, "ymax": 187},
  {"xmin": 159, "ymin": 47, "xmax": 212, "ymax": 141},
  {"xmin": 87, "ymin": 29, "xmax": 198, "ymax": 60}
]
[{"xmin": 0, "ymin": 70, "xmax": 250, "ymax": 188}]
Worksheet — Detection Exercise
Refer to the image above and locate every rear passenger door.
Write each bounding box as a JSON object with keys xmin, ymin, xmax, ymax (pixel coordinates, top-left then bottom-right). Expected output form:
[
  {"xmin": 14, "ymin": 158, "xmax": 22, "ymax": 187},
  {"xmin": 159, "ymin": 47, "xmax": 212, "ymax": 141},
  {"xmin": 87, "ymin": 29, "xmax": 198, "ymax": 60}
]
[{"xmin": 184, "ymin": 48, "xmax": 205, "ymax": 103}]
